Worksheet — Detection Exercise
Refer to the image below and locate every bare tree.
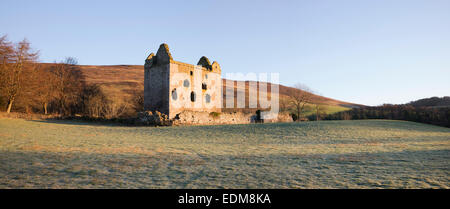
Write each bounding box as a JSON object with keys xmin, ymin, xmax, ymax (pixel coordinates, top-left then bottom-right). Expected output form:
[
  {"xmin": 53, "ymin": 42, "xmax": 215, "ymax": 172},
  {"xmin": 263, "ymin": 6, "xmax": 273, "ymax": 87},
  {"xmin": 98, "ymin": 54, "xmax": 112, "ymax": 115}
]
[
  {"xmin": 80, "ymin": 85, "xmax": 129, "ymax": 119},
  {"xmin": 279, "ymin": 96, "xmax": 290, "ymax": 113},
  {"xmin": 80, "ymin": 84, "xmax": 107, "ymax": 118},
  {"xmin": 289, "ymin": 83, "xmax": 313, "ymax": 121},
  {"xmin": 40, "ymin": 69, "xmax": 56, "ymax": 114},
  {"xmin": 0, "ymin": 35, "xmax": 14, "ymax": 110},
  {"xmin": 50, "ymin": 57, "xmax": 85, "ymax": 116},
  {"xmin": 103, "ymin": 97, "xmax": 128, "ymax": 119},
  {"xmin": 131, "ymin": 90, "xmax": 144, "ymax": 113},
  {"xmin": 21, "ymin": 64, "xmax": 55, "ymax": 114},
  {"xmin": 0, "ymin": 35, "xmax": 14, "ymax": 64},
  {"xmin": 313, "ymin": 103, "xmax": 327, "ymax": 121},
  {"xmin": 0, "ymin": 36, "xmax": 38, "ymax": 113}
]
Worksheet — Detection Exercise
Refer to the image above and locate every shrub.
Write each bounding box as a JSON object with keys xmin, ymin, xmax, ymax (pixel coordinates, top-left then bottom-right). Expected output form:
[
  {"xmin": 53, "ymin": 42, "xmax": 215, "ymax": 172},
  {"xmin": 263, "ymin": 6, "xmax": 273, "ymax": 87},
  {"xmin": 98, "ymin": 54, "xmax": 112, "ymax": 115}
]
[{"xmin": 209, "ymin": 112, "xmax": 221, "ymax": 118}]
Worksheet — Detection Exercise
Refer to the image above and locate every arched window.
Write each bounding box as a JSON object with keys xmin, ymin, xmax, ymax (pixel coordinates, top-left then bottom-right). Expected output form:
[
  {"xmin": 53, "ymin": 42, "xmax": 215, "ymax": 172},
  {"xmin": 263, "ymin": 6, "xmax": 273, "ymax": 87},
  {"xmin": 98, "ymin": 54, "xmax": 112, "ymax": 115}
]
[
  {"xmin": 205, "ymin": 94, "xmax": 211, "ymax": 103},
  {"xmin": 202, "ymin": 83, "xmax": 207, "ymax": 90},
  {"xmin": 190, "ymin": 91, "xmax": 196, "ymax": 102}
]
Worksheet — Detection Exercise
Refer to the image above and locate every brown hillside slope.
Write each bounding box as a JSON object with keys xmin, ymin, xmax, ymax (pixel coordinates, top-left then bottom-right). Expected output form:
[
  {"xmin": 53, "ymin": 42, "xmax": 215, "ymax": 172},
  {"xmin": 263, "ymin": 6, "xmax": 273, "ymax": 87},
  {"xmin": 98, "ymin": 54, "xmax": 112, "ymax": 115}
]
[{"xmin": 76, "ymin": 65, "xmax": 361, "ymax": 111}]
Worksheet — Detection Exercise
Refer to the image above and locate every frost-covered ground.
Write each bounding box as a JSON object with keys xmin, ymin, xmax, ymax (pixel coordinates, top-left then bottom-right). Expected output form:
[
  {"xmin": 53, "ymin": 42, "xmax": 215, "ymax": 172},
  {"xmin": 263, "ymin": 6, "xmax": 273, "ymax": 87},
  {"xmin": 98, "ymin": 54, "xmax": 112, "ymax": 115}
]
[{"xmin": 0, "ymin": 119, "xmax": 449, "ymax": 188}]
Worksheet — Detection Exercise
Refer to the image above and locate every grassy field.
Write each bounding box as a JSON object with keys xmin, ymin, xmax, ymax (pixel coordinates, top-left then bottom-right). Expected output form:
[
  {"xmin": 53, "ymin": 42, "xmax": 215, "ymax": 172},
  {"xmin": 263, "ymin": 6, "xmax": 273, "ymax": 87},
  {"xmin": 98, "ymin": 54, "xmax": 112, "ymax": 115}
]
[{"xmin": 0, "ymin": 118, "xmax": 449, "ymax": 188}]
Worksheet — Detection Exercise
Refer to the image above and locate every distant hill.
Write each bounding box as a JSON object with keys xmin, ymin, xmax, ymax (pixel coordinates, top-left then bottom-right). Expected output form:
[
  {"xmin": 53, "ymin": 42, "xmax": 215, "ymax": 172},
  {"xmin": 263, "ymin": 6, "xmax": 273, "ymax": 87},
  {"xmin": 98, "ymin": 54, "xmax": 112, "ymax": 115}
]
[
  {"xmin": 406, "ymin": 96, "xmax": 450, "ymax": 108},
  {"xmin": 73, "ymin": 64, "xmax": 362, "ymax": 113}
]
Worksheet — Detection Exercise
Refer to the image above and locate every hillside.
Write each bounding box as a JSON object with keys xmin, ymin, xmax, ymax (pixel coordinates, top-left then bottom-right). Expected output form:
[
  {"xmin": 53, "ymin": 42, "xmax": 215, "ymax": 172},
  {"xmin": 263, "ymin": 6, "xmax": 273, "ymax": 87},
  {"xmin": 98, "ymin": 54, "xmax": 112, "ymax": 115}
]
[{"xmin": 77, "ymin": 64, "xmax": 361, "ymax": 113}]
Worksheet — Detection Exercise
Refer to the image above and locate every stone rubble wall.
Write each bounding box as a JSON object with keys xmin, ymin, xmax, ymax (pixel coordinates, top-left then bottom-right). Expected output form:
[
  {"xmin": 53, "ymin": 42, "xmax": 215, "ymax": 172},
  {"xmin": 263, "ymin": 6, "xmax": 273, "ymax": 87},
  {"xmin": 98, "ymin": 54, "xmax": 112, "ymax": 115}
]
[
  {"xmin": 136, "ymin": 110, "xmax": 292, "ymax": 126},
  {"xmin": 275, "ymin": 112, "xmax": 294, "ymax": 123},
  {"xmin": 173, "ymin": 111, "xmax": 293, "ymax": 125},
  {"xmin": 173, "ymin": 111, "xmax": 252, "ymax": 125},
  {"xmin": 136, "ymin": 111, "xmax": 172, "ymax": 126}
]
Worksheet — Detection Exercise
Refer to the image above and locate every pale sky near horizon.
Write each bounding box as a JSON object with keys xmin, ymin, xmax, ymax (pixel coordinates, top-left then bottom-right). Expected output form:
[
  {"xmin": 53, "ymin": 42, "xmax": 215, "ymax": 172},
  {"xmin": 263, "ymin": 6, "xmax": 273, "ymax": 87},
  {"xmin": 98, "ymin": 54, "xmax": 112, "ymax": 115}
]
[{"xmin": 1, "ymin": 0, "xmax": 449, "ymax": 106}]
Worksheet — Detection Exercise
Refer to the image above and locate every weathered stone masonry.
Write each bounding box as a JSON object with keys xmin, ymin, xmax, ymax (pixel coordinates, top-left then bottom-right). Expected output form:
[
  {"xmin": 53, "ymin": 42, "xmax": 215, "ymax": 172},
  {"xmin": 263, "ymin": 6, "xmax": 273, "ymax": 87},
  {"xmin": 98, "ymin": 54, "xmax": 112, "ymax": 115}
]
[{"xmin": 144, "ymin": 43, "xmax": 222, "ymax": 119}]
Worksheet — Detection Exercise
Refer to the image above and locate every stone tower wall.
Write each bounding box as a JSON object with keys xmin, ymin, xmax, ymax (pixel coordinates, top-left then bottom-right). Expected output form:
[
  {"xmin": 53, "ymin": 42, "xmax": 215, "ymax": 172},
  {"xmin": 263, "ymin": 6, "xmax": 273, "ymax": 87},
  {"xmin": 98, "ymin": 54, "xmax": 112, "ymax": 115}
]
[
  {"xmin": 144, "ymin": 63, "xmax": 170, "ymax": 114},
  {"xmin": 168, "ymin": 62, "xmax": 221, "ymax": 118},
  {"xmin": 144, "ymin": 43, "xmax": 222, "ymax": 119}
]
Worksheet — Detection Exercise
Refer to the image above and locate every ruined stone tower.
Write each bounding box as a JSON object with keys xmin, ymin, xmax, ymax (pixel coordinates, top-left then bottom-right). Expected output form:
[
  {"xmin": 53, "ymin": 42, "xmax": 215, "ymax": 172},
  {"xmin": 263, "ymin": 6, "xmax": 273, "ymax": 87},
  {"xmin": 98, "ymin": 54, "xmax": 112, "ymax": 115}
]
[{"xmin": 144, "ymin": 43, "xmax": 222, "ymax": 118}]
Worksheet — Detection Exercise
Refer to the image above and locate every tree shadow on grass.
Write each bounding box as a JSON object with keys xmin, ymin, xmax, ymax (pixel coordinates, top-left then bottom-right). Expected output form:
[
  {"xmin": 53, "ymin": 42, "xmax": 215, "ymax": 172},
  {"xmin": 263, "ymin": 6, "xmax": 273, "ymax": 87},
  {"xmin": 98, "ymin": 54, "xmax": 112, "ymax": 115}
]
[{"xmin": 29, "ymin": 118, "xmax": 131, "ymax": 127}]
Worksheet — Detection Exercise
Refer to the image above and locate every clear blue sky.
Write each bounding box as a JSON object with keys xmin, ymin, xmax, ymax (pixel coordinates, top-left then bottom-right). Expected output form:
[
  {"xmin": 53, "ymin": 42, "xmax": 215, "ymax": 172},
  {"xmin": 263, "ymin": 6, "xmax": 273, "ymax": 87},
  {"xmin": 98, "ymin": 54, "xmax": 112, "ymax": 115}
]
[{"xmin": 2, "ymin": 0, "xmax": 449, "ymax": 106}]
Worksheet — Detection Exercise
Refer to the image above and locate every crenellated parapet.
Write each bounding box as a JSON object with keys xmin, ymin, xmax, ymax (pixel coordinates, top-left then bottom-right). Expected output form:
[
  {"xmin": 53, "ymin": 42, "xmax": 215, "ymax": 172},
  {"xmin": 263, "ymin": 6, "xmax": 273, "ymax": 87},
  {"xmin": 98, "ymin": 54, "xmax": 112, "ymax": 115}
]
[
  {"xmin": 145, "ymin": 44, "xmax": 221, "ymax": 74},
  {"xmin": 144, "ymin": 43, "xmax": 173, "ymax": 69},
  {"xmin": 197, "ymin": 56, "xmax": 211, "ymax": 70},
  {"xmin": 197, "ymin": 56, "xmax": 221, "ymax": 73},
  {"xmin": 211, "ymin": 61, "xmax": 221, "ymax": 74},
  {"xmin": 144, "ymin": 53, "xmax": 155, "ymax": 68}
]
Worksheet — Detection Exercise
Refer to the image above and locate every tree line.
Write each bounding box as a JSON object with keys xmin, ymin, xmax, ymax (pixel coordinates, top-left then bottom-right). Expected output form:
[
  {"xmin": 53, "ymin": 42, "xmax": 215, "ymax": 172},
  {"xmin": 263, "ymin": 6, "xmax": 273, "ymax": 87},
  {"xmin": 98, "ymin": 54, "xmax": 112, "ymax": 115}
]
[
  {"xmin": 407, "ymin": 96, "xmax": 450, "ymax": 108},
  {"xmin": 324, "ymin": 104, "xmax": 450, "ymax": 128},
  {"xmin": 0, "ymin": 35, "xmax": 140, "ymax": 119},
  {"xmin": 280, "ymin": 84, "xmax": 450, "ymax": 127}
]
